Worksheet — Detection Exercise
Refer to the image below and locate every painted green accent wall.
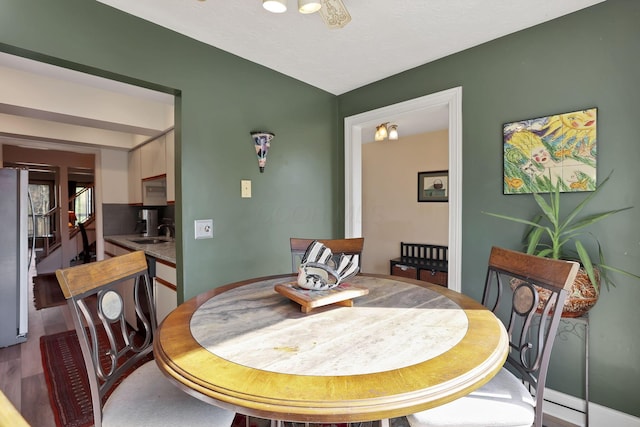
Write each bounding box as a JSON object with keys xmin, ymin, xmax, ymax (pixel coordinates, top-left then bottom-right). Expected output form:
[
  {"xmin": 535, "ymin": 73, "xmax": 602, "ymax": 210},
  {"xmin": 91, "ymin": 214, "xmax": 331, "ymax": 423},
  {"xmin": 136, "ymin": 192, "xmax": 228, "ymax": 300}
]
[
  {"xmin": 338, "ymin": 0, "xmax": 640, "ymax": 416},
  {"xmin": 3, "ymin": 0, "xmax": 639, "ymax": 418},
  {"xmin": 0, "ymin": 0, "xmax": 339, "ymax": 301}
]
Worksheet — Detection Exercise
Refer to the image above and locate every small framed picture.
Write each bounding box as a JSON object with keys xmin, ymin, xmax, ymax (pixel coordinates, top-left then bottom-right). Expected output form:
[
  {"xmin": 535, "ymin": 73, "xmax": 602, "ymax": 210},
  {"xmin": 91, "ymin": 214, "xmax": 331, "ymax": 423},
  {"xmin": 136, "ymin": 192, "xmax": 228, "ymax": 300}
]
[{"xmin": 418, "ymin": 171, "xmax": 448, "ymax": 202}]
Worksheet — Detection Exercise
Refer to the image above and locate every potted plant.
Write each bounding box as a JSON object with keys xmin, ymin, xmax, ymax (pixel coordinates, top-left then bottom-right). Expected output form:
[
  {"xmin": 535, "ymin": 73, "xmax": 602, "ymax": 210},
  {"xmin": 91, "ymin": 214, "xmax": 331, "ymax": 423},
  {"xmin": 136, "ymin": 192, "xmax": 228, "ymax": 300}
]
[{"xmin": 484, "ymin": 171, "xmax": 639, "ymax": 317}]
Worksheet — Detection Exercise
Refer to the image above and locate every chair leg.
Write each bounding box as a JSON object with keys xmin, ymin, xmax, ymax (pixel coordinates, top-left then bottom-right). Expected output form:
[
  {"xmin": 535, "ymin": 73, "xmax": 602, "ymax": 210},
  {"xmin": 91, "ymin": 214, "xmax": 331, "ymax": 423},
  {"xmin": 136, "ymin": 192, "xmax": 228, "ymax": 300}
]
[{"xmin": 380, "ymin": 419, "xmax": 390, "ymax": 427}]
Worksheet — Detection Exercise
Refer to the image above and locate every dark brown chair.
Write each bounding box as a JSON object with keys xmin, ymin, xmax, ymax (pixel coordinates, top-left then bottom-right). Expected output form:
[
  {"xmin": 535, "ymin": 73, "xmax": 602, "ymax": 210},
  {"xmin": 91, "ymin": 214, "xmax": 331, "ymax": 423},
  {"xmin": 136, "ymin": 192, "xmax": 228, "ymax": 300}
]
[
  {"xmin": 290, "ymin": 237, "xmax": 364, "ymax": 273},
  {"xmin": 55, "ymin": 251, "xmax": 235, "ymax": 427},
  {"xmin": 406, "ymin": 246, "xmax": 579, "ymax": 427}
]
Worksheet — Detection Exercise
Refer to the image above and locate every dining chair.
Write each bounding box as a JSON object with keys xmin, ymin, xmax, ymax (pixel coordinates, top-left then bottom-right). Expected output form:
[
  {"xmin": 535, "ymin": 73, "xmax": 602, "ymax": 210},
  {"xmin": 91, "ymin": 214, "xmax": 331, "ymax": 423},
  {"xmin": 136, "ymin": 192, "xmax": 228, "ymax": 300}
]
[
  {"xmin": 290, "ymin": 237, "xmax": 364, "ymax": 273},
  {"xmin": 55, "ymin": 250, "xmax": 236, "ymax": 427},
  {"xmin": 406, "ymin": 246, "xmax": 579, "ymax": 427}
]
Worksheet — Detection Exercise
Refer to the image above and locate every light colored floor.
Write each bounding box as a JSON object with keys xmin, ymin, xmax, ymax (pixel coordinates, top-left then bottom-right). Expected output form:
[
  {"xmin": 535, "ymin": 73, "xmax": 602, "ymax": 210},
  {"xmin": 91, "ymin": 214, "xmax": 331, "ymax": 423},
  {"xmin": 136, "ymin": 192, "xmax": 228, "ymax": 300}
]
[{"xmin": 0, "ymin": 275, "xmax": 74, "ymax": 427}]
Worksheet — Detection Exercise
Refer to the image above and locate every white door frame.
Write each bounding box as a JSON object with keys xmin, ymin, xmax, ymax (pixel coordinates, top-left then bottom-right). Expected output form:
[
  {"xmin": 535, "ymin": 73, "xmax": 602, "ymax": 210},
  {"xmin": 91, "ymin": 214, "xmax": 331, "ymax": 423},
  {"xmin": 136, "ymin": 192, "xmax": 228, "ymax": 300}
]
[{"xmin": 344, "ymin": 87, "xmax": 463, "ymax": 292}]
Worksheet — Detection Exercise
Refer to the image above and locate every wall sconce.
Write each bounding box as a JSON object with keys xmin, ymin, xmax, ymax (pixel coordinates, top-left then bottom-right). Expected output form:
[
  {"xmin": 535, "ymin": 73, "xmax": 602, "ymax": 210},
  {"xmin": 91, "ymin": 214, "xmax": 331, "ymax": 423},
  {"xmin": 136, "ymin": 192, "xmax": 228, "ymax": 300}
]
[
  {"xmin": 251, "ymin": 131, "xmax": 274, "ymax": 173},
  {"xmin": 374, "ymin": 123, "xmax": 398, "ymax": 141},
  {"xmin": 263, "ymin": 0, "xmax": 287, "ymax": 13}
]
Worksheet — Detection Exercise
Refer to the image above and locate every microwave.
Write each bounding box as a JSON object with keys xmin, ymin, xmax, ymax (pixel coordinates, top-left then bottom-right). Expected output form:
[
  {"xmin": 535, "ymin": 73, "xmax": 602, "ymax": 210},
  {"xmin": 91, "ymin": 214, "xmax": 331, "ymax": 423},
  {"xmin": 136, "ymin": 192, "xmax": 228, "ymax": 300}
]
[{"xmin": 142, "ymin": 177, "xmax": 167, "ymax": 206}]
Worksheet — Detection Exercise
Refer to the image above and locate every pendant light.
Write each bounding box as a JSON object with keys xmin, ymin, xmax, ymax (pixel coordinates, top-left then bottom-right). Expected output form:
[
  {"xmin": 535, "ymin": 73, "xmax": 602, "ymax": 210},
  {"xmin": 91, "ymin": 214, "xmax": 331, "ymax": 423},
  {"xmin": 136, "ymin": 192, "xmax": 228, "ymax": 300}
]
[
  {"xmin": 263, "ymin": 0, "xmax": 287, "ymax": 13},
  {"xmin": 298, "ymin": 0, "xmax": 322, "ymax": 14}
]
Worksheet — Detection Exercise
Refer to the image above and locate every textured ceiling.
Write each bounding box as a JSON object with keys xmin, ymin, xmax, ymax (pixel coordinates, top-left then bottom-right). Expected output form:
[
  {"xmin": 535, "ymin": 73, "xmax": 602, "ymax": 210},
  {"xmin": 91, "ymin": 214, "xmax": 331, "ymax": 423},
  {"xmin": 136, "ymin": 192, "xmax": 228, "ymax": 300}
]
[{"xmin": 96, "ymin": 0, "xmax": 605, "ymax": 95}]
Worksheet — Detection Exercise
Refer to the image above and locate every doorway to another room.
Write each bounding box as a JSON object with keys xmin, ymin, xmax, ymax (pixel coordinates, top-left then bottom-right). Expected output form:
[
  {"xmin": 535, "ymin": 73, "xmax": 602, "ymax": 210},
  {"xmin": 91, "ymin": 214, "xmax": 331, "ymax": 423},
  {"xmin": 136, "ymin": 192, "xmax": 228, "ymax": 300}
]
[{"xmin": 344, "ymin": 87, "xmax": 463, "ymax": 292}]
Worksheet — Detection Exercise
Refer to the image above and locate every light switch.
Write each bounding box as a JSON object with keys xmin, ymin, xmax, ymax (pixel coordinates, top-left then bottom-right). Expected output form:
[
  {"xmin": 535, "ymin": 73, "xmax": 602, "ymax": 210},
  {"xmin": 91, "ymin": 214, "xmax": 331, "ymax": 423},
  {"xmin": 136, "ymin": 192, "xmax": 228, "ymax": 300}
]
[
  {"xmin": 194, "ymin": 219, "xmax": 213, "ymax": 239},
  {"xmin": 241, "ymin": 180, "xmax": 251, "ymax": 198}
]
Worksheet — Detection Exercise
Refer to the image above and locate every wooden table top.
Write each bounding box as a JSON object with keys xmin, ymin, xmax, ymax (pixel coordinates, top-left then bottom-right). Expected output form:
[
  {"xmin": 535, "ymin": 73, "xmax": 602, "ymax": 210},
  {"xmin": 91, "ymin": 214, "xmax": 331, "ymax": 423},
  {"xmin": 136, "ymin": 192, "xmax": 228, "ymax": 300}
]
[{"xmin": 154, "ymin": 274, "xmax": 508, "ymax": 423}]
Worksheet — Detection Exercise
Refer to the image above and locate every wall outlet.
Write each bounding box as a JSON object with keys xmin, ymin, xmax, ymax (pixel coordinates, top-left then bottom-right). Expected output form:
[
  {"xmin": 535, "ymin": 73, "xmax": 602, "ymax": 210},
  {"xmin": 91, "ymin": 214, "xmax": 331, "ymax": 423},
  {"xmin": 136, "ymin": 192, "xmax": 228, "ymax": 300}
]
[
  {"xmin": 194, "ymin": 219, "xmax": 213, "ymax": 239},
  {"xmin": 241, "ymin": 179, "xmax": 251, "ymax": 198}
]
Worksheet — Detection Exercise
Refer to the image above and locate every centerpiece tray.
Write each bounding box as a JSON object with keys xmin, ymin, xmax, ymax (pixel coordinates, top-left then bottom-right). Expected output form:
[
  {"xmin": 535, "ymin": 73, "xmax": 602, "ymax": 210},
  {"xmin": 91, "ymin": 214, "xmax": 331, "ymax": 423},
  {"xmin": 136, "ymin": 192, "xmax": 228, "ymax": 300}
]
[{"xmin": 274, "ymin": 281, "xmax": 369, "ymax": 313}]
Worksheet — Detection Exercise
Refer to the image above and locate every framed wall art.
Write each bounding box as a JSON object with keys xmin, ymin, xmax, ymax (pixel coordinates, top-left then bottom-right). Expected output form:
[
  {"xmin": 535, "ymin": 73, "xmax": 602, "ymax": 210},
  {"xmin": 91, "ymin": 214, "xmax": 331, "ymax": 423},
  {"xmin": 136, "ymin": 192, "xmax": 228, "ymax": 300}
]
[
  {"xmin": 418, "ymin": 171, "xmax": 448, "ymax": 202},
  {"xmin": 502, "ymin": 107, "xmax": 597, "ymax": 194}
]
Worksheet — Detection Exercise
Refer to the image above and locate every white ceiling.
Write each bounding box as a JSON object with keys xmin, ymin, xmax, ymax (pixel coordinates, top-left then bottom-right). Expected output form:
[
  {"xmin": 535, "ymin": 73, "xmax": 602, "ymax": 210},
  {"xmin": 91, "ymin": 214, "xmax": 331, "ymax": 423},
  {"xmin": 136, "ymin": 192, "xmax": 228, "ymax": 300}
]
[
  {"xmin": 96, "ymin": 0, "xmax": 605, "ymax": 95},
  {"xmin": 0, "ymin": 0, "xmax": 605, "ymax": 148}
]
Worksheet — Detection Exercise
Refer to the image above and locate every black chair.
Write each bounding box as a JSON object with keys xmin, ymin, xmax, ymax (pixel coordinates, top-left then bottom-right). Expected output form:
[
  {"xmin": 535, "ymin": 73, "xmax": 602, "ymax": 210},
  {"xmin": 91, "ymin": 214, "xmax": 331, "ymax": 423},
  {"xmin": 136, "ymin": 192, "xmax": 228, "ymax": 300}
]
[
  {"xmin": 406, "ymin": 246, "xmax": 579, "ymax": 427},
  {"xmin": 78, "ymin": 222, "xmax": 96, "ymax": 263}
]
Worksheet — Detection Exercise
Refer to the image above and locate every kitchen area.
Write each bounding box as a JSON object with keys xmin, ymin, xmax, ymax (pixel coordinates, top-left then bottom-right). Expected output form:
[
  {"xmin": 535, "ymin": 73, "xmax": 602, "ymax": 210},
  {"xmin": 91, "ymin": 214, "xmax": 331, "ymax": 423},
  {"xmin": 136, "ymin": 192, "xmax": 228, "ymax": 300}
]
[{"xmin": 103, "ymin": 127, "xmax": 178, "ymax": 325}]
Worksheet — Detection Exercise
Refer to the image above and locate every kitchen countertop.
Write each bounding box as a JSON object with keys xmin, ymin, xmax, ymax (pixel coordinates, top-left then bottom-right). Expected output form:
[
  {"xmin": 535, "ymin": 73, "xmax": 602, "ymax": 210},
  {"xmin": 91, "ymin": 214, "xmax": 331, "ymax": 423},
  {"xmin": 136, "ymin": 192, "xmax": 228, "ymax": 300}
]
[{"xmin": 104, "ymin": 234, "xmax": 176, "ymax": 265}]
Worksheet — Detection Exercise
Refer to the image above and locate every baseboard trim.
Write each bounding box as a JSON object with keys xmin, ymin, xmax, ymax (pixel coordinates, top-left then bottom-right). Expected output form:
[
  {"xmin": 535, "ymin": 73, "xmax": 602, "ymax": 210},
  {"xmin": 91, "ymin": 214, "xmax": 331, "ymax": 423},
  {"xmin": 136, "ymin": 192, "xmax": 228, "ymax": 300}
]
[{"xmin": 544, "ymin": 388, "xmax": 640, "ymax": 427}]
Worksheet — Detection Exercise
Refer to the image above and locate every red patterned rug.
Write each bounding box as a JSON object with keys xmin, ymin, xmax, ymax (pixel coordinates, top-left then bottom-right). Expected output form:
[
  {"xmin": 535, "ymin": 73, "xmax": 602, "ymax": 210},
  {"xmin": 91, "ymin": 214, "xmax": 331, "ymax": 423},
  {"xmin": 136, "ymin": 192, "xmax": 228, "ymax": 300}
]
[
  {"xmin": 40, "ymin": 328, "xmax": 152, "ymax": 427},
  {"xmin": 41, "ymin": 329, "xmax": 401, "ymax": 427}
]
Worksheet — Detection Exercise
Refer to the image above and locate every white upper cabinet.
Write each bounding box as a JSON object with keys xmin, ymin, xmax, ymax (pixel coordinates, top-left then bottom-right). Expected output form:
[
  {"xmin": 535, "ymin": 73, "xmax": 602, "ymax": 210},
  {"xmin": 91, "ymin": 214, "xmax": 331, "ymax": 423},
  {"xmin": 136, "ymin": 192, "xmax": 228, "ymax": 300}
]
[
  {"xmin": 128, "ymin": 148, "xmax": 142, "ymax": 204},
  {"xmin": 140, "ymin": 135, "xmax": 166, "ymax": 179}
]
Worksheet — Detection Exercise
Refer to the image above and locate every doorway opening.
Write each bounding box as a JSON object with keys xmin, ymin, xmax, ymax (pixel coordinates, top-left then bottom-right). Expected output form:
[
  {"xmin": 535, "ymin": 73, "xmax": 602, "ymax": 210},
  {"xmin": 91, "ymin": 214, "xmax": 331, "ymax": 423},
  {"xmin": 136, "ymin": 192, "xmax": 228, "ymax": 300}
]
[{"xmin": 344, "ymin": 87, "xmax": 463, "ymax": 291}]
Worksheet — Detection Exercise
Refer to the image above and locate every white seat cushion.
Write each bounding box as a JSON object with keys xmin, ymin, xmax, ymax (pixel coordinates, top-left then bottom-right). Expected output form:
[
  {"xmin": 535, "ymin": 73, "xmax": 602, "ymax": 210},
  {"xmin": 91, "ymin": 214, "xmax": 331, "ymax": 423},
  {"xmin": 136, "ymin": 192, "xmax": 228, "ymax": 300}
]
[
  {"xmin": 102, "ymin": 360, "xmax": 235, "ymax": 427},
  {"xmin": 406, "ymin": 368, "xmax": 535, "ymax": 427}
]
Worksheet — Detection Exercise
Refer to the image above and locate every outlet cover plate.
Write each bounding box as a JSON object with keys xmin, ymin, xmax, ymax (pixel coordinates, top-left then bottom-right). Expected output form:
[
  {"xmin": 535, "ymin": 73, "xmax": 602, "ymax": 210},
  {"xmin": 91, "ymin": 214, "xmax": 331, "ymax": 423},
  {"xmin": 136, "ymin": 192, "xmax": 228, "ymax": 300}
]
[{"xmin": 194, "ymin": 219, "xmax": 213, "ymax": 239}]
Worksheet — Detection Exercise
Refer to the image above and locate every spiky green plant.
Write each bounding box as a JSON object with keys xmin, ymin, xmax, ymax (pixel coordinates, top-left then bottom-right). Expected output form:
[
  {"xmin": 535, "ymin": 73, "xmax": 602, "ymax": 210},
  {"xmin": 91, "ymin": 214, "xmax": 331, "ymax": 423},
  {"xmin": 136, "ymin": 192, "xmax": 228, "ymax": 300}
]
[{"xmin": 484, "ymin": 171, "xmax": 639, "ymax": 295}]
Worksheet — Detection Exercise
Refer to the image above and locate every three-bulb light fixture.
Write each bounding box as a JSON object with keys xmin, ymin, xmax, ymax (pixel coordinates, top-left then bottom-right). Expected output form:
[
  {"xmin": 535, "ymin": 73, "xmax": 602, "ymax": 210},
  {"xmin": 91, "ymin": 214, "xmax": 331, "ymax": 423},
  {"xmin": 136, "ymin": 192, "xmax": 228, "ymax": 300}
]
[
  {"xmin": 263, "ymin": 0, "xmax": 321, "ymax": 14},
  {"xmin": 374, "ymin": 123, "xmax": 399, "ymax": 141}
]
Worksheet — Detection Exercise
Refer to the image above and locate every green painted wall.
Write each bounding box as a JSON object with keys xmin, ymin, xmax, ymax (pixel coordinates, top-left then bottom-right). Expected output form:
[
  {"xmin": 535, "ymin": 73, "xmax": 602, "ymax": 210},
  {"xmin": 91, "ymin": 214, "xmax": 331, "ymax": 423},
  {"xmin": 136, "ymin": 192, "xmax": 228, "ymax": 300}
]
[
  {"xmin": 0, "ymin": 0, "xmax": 339, "ymax": 300},
  {"xmin": 3, "ymin": 0, "xmax": 639, "ymax": 418},
  {"xmin": 338, "ymin": 0, "xmax": 640, "ymax": 416}
]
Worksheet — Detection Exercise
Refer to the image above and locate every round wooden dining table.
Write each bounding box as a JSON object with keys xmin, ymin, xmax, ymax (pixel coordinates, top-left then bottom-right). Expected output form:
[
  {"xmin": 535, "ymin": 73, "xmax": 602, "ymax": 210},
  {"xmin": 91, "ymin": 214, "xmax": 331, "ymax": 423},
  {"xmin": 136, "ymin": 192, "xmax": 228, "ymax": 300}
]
[{"xmin": 154, "ymin": 274, "xmax": 508, "ymax": 424}]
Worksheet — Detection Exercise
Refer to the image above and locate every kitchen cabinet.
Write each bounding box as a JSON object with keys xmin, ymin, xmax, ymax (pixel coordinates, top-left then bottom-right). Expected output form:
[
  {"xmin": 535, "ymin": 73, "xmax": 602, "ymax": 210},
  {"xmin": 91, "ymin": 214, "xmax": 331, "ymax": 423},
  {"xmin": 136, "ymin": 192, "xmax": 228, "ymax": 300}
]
[
  {"xmin": 154, "ymin": 259, "xmax": 177, "ymax": 324},
  {"xmin": 128, "ymin": 148, "xmax": 142, "ymax": 205},
  {"xmin": 165, "ymin": 129, "xmax": 175, "ymax": 203},
  {"xmin": 140, "ymin": 135, "xmax": 166, "ymax": 179},
  {"xmin": 104, "ymin": 239, "xmax": 177, "ymax": 326}
]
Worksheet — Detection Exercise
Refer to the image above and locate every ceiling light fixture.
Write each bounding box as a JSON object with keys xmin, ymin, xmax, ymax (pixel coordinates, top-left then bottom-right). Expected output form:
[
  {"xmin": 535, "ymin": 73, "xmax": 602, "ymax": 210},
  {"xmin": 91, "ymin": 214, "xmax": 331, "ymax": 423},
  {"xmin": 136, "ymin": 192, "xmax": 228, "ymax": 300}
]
[
  {"xmin": 374, "ymin": 123, "xmax": 388, "ymax": 141},
  {"xmin": 388, "ymin": 124, "xmax": 399, "ymax": 140},
  {"xmin": 298, "ymin": 0, "xmax": 322, "ymax": 14},
  {"xmin": 263, "ymin": 0, "xmax": 287, "ymax": 13},
  {"xmin": 374, "ymin": 123, "xmax": 399, "ymax": 141}
]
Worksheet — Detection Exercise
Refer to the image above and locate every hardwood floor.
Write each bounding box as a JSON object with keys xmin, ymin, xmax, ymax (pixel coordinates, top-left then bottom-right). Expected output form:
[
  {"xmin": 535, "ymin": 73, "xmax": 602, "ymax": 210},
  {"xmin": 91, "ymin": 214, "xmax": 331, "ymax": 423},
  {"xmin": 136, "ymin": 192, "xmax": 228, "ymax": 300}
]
[{"xmin": 0, "ymin": 276, "xmax": 74, "ymax": 427}]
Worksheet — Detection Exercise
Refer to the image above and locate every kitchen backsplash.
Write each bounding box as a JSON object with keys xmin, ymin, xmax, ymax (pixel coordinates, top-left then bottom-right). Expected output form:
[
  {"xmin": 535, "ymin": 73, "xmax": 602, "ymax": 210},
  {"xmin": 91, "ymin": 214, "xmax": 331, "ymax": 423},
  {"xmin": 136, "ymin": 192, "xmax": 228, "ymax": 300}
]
[{"xmin": 102, "ymin": 204, "xmax": 175, "ymax": 236}]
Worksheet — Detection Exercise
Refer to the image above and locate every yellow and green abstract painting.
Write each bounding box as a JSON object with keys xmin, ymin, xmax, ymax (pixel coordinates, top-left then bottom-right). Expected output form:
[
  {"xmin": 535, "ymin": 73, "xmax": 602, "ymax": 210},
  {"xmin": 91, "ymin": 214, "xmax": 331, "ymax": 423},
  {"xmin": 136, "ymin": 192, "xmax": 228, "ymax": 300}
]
[{"xmin": 503, "ymin": 108, "xmax": 597, "ymax": 194}]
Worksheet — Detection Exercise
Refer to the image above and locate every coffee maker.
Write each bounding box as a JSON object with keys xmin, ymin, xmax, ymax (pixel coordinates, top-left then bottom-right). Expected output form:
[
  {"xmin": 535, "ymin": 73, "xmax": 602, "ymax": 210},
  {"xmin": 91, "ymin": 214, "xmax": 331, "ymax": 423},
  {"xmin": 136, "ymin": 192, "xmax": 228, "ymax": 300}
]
[{"xmin": 138, "ymin": 208, "xmax": 159, "ymax": 237}]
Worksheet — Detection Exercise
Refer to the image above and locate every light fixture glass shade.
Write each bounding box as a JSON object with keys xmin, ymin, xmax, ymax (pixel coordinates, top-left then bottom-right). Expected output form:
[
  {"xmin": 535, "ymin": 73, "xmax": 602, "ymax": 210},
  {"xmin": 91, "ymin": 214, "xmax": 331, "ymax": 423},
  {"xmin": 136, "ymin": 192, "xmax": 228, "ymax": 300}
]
[
  {"xmin": 263, "ymin": 0, "xmax": 287, "ymax": 13},
  {"xmin": 251, "ymin": 132, "xmax": 275, "ymax": 172},
  {"xmin": 375, "ymin": 123, "xmax": 388, "ymax": 141},
  {"xmin": 388, "ymin": 124, "xmax": 398, "ymax": 140},
  {"xmin": 298, "ymin": 0, "xmax": 322, "ymax": 13}
]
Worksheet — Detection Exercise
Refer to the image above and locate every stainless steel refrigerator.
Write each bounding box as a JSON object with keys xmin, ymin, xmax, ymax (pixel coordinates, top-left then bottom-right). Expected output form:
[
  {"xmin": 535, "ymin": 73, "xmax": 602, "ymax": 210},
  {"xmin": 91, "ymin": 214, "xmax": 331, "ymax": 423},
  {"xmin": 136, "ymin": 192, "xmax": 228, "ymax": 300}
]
[{"xmin": 0, "ymin": 168, "xmax": 31, "ymax": 348}]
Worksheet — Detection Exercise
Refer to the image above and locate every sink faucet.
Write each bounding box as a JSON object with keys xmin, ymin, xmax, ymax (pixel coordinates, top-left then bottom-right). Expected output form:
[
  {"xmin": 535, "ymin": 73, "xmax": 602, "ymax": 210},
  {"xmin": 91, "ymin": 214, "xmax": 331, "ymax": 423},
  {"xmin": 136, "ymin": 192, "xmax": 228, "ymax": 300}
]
[{"xmin": 157, "ymin": 223, "xmax": 175, "ymax": 239}]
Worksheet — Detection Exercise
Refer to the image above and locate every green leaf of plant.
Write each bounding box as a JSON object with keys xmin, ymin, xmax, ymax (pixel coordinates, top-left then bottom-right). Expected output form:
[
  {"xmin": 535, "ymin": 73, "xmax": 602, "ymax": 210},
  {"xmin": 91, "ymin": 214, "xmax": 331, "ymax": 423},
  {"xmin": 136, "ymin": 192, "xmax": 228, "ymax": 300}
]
[
  {"xmin": 560, "ymin": 171, "xmax": 613, "ymax": 229},
  {"xmin": 532, "ymin": 192, "xmax": 557, "ymax": 227},
  {"xmin": 566, "ymin": 208, "xmax": 632, "ymax": 233},
  {"xmin": 575, "ymin": 240, "xmax": 599, "ymax": 295}
]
